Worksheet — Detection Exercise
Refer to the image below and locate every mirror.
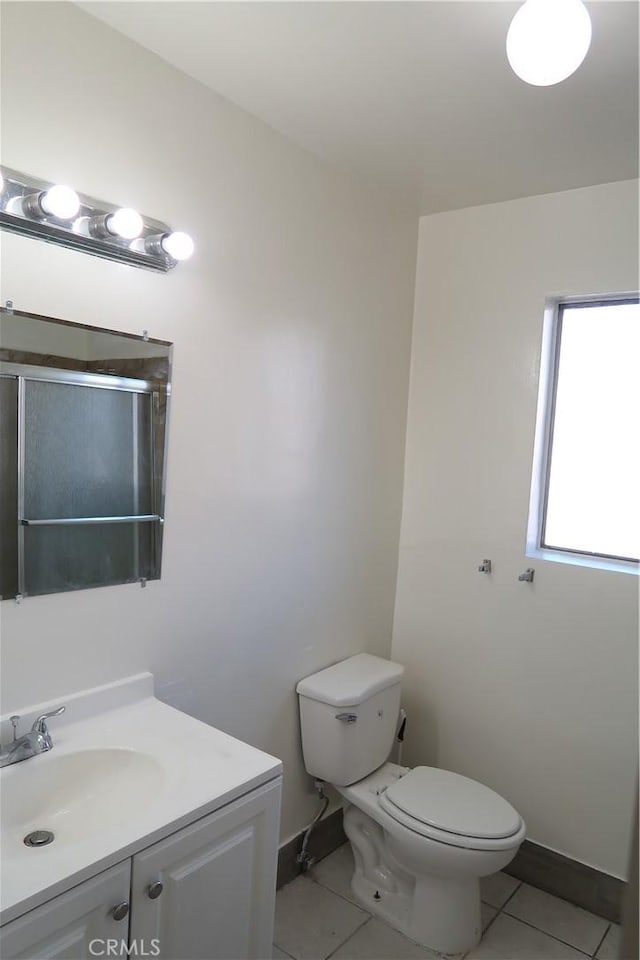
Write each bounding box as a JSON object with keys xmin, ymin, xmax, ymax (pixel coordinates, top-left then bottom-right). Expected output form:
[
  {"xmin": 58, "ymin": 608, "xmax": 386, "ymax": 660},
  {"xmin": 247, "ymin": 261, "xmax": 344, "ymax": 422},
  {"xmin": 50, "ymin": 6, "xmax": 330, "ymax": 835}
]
[{"xmin": 0, "ymin": 306, "xmax": 172, "ymax": 600}]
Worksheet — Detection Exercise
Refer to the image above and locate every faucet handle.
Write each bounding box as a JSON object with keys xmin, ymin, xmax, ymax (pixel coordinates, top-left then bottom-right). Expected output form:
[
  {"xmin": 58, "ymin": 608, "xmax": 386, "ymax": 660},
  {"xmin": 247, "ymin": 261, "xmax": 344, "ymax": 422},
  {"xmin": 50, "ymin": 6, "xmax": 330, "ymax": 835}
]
[{"xmin": 32, "ymin": 706, "xmax": 66, "ymax": 735}]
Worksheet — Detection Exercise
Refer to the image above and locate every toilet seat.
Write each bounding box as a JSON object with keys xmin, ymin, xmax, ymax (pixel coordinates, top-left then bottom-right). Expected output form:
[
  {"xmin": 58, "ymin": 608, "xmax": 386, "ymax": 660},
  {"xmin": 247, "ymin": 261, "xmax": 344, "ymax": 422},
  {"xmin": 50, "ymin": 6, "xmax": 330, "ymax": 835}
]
[{"xmin": 377, "ymin": 766, "xmax": 524, "ymax": 851}]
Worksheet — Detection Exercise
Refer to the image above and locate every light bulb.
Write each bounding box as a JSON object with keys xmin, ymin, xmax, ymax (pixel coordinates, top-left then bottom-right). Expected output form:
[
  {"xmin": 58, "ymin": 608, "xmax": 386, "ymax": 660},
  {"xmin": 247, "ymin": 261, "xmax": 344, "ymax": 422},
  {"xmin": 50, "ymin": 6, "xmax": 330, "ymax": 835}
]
[
  {"xmin": 506, "ymin": 0, "xmax": 592, "ymax": 86},
  {"xmin": 107, "ymin": 207, "xmax": 144, "ymax": 240},
  {"xmin": 161, "ymin": 231, "xmax": 194, "ymax": 261},
  {"xmin": 39, "ymin": 184, "xmax": 80, "ymax": 220}
]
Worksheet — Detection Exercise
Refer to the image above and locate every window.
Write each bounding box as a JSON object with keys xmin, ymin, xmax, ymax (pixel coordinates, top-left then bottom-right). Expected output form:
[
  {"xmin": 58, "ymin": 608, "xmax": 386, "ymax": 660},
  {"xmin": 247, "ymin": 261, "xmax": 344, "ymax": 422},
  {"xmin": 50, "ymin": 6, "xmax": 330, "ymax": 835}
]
[{"xmin": 527, "ymin": 295, "xmax": 639, "ymax": 574}]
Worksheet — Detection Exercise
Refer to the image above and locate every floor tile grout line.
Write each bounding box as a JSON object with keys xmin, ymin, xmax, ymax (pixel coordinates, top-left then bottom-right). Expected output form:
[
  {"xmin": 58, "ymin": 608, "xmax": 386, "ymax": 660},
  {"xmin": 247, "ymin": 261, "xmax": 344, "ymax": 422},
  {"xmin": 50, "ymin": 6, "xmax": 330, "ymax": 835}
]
[
  {"xmin": 498, "ymin": 912, "xmax": 597, "ymax": 958},
  {"xmin": 310, "ymin": 880, "xmax": 476, "ymax": 960},
  {"xmin": 496, "ymin": 879, "xmax": 612, "ymax": 951},
  {"xmin": 272, "ymin": 945, "xmax": 297, "ymax": 960},
  {"xmin": 590, "ymin": 922, "xmax": 611, "ymax": 959},
  {"xmin": 301, "ymin": 862, "xmax": 603, "ymax": 959},
  {"xmin": 480, "ymin": 905, "xmax": 501, "ymax": 938},
  {"xmin": 324, "ymin": 896, "xmax": 443, "ymax": 959},
  {"xmin": 368, "ymin": 909, "xmax": 446, "ymax": 956},
  {"xmin": 494, "ymin": 878, "xmax": 523, "ymax": 913},
  {"xmin": 272, "ymin": 908, "xmax": 370, "ymax": 960},
  {"xmin": 500, "ymin": 880, "xmax": 611, "ymax": 927},
  {"xmin": 309, "ymin": 867, "xmax": 466, "ymax": 958},
  {"xmin": 324, "ymin": 914, "xmax": 373, "ymax": 960},
  {"xmin": 483, "ymin": 878, "xmax": 600, "ymax": 956},
  {"xmin": 308, "ymin": 867, "xmax": 450, "ymax": 958},
  {"xmin": 308, "ymin": 868, "xmax": 374, "ymax": 916},
  {"xmin": 276, "ymin": 870, "xmax": 371, "ymax": 960},
  {"xmin": 458, "ymin": 889, "xmax": 521, "ymax": 959},
  {"xmin": 494, "ymin": 874, "xmax": 607, "ymax": 953},
  {"xmin": 475, "ymin": 879, "xmax": 522, "ymax": 939},
  {"xmin": 311, "ymin": 867, "xmax": 526, "ymax": 955}
]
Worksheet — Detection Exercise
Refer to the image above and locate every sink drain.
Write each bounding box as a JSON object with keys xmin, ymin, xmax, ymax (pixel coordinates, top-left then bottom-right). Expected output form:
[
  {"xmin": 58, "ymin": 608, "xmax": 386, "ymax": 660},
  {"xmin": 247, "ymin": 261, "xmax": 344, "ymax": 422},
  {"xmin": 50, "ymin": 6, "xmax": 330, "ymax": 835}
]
[{"xmin": 24, "ymin": 829, "xmax": 54, "ymax": 847}]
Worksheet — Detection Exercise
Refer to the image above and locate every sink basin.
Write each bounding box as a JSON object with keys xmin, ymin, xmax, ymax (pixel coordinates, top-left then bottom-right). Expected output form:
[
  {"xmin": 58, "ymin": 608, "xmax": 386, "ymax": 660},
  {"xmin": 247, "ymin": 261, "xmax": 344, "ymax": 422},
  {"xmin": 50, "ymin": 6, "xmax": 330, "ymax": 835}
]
[
  {"xmin": 0, "ymin": 678, "xmax": 284, "ymax": 927},
  {"xmin": 1, "ymin": 748, "xmax": 164, "ymax": 853}
]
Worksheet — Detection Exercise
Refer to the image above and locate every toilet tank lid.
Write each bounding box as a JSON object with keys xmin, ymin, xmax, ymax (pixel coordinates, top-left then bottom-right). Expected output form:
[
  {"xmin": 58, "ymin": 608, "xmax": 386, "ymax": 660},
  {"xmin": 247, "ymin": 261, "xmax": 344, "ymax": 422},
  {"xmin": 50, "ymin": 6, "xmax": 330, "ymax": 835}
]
[{"xmin": 296, "ymin": 654, "xmax": 404, "ymax": 706}]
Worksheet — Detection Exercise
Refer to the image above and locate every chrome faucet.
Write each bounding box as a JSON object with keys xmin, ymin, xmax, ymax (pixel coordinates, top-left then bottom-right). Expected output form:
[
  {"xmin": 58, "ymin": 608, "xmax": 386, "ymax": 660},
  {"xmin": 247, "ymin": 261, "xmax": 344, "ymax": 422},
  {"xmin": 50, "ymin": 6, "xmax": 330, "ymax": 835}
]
[{"xmin": 0, "ymin": 706, "xmax": 66, "ymax": 767}]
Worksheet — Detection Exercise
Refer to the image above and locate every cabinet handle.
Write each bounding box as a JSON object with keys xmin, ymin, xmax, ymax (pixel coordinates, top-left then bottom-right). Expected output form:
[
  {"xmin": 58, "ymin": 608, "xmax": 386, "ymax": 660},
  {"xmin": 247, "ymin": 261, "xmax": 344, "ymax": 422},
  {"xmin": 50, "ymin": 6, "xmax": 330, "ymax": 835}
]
[
  {"xmin": 111, "ymin": 902, "xmax": 129, "ymax": 921},
  {"xmin": 147, "ymin": 881, "xmax": 163, "ymax": 900}
]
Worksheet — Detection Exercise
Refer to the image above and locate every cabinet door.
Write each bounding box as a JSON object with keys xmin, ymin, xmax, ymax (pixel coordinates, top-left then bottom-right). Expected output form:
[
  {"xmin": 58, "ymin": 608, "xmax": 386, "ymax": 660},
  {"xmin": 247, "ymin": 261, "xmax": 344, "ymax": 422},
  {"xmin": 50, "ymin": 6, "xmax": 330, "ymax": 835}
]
[
  {"xmin": 0, "ymin": 861, "xmax": 131, "ymax": 960},
  {"xmin": 131, "ymin": 778, "xmax": 281, "ymax": 960}
]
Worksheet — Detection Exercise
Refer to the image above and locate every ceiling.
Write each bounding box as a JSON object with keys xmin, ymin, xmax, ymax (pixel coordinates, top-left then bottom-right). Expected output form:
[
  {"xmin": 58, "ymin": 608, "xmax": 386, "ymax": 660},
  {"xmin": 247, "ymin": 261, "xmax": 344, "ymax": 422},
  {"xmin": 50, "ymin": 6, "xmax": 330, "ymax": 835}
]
[{"xmin": 81, "ymin": 2, "xmax": 639, "ymax": 215}]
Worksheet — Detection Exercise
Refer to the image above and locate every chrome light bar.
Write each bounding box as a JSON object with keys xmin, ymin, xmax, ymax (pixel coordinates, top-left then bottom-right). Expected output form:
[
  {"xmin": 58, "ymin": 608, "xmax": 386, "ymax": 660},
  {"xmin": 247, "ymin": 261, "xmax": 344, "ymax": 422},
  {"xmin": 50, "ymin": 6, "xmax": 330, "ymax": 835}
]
[{"xmin": 0, "ymin": 167, "xmax": 194, "ymax": 273}]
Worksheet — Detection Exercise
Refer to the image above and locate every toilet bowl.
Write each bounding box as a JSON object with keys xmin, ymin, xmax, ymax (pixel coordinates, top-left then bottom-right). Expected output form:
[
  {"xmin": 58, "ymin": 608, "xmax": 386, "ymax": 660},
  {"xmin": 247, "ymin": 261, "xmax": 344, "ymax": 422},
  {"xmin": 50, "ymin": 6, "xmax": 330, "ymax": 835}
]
[
  {"xmin": 338, "ymin": 761, "xmax": 525, "ymax": 953},
  {"xmin": 297, "ymin": 654, "xmax": 525, "ymax": 954}
]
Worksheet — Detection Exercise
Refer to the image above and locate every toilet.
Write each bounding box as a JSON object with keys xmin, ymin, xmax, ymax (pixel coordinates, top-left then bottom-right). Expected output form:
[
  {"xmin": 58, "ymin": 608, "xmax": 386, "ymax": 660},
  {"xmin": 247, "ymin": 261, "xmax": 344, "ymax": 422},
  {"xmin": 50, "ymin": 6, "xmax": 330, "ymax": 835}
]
[{"xmin": 296, "ymin": 653, "xmax": 526, "ymax": 954}]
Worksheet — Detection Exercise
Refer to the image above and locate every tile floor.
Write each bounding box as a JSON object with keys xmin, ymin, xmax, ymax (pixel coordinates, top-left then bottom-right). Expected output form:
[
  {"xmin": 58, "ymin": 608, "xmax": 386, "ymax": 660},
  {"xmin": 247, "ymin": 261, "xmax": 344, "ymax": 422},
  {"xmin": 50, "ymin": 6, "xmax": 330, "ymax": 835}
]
[{"xmin": 274, "ymin": 844, "xmax": 620, "ymax": 960}]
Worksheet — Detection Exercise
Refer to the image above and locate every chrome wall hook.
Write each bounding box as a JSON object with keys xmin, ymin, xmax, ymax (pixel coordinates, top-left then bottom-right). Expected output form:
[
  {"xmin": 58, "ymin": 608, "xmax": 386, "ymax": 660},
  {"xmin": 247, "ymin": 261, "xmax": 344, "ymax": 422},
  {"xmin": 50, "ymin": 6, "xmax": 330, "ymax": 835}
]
[
  {"xmin": 9, "ymin": 716, "xmax": 20, "ymax": 742},
  {"xmin": 518, "ymin": 568, "xmax": 535, "ymax": 583},
  {"xmin": 478, "ymin": 559, "xmax": 492, "ymax": 574}
]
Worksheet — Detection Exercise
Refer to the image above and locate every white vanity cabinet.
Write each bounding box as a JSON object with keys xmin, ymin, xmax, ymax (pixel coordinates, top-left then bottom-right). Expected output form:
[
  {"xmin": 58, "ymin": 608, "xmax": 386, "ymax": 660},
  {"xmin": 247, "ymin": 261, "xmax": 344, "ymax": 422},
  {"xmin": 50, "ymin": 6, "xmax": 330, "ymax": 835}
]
[
  {"xmin": 131, "ymin": 779, "xmax": 280, "ymax": 959},
  {"xmin": 0, "ymin": 862, "xmax": 132, "ymax": 959},
  {"xmin": 0, "ymin": 779, "xmax": 281, "ymax": 960}
]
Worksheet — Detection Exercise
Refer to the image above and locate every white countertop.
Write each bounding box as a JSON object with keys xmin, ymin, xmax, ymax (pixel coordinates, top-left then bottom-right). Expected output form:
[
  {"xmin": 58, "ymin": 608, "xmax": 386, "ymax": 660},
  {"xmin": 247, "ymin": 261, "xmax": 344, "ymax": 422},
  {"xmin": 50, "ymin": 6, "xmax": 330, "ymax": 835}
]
[{"xmin": 0, "ymin": 674, "xmax": 282, "ymax": 926}]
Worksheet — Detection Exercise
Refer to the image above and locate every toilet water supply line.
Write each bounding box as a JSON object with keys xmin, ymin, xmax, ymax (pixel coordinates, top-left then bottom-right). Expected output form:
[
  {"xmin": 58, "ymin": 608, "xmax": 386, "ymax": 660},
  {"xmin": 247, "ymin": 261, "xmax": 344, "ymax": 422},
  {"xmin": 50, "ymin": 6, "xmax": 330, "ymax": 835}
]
[
  {"xmin": 297, "ymin": 709, "xmax": 408, "ymax": 871},
  {"xmin": 297, "ymin": 781, "xmax": 329, "ymax": 870}
]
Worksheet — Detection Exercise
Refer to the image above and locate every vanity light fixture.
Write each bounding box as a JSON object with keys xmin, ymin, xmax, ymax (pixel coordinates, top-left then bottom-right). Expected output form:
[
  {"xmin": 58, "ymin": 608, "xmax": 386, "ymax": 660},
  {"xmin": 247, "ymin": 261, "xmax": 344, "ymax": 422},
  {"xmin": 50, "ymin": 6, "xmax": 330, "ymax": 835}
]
[
  {"xmin": 0, "ymin": 167, "xmax": 194, "ymax": 272},
  {"xmin": 506, "ymin": 0, "xmax": 592, "ymax": 86}
]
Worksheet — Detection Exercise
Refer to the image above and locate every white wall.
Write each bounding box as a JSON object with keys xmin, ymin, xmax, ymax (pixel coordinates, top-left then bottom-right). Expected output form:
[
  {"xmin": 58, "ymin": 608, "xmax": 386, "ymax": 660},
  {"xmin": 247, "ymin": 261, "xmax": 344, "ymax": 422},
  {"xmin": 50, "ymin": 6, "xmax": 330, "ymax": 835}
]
[
  {"xmin": 392, "ymin": 180, "xmax": 639, "ymax": 878},
  {"xmin": 0, "ymin": 2, "xmax": 417, "ymax": 844}
]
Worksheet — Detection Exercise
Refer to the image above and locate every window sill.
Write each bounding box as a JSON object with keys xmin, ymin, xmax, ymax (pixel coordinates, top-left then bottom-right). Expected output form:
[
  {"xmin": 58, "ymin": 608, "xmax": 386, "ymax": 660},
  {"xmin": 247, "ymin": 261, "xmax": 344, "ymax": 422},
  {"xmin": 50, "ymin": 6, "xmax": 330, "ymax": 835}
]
[{"xmin": 526, "ymin": 544, "xmax": 639, "ymax": 576}]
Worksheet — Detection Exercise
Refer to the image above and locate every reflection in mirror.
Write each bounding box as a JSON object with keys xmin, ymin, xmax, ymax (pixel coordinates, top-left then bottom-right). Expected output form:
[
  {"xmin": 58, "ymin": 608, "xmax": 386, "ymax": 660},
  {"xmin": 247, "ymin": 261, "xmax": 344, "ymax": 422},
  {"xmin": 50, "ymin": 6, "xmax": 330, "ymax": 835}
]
[{"xmin": 0, "ymin": 307, "xmax": 172, "ymax": 600}]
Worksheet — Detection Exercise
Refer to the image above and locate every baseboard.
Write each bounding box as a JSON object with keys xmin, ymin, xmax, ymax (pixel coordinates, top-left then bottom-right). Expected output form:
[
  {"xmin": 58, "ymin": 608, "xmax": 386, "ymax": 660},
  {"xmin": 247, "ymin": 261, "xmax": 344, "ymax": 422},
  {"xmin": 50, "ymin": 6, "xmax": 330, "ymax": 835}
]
[
  {"xmin": 277, "ymin": 808, "xmax": 347, "ymax": 889},
  {"xmin": 505, "ymin": 839, "xmax": 624, "ymax": 923},
  {"xmin": 278, "ymin": 813, "xmax": 625, "ymax": 923}
]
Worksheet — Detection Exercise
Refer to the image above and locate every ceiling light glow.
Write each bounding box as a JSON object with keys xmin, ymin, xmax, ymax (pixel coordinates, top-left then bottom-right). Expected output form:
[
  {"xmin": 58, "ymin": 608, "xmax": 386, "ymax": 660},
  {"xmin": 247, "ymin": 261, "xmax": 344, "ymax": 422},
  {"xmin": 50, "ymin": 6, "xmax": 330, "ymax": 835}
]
[{"xmin": 506, "ymin": 0, "xmax": 592, "ymax": 87}]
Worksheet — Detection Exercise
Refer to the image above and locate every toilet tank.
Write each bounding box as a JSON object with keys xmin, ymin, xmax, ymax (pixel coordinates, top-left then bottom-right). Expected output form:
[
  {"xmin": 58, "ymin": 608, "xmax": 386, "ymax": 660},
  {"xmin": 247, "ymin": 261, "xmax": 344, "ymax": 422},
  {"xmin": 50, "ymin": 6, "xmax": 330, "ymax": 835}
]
[{"xmin": 296, "ymin": 654, "xmax": 404, "ymax": 786}]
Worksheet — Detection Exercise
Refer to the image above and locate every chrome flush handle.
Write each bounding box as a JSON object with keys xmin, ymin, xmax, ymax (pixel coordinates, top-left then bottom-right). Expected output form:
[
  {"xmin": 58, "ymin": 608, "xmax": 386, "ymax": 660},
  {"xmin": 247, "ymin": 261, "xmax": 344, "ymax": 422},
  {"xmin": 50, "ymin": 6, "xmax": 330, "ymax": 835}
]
[{"xmin": 335, "ymin": 713, "xmax": 357, "ymax": 723}]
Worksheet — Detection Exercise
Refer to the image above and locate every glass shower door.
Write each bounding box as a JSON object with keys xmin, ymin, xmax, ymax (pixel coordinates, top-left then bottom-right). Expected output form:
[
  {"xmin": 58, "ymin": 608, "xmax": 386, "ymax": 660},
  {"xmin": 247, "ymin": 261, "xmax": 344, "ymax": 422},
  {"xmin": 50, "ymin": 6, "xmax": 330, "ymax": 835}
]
[
  {"xmin": 20, "ymin": 376, "xmax": 159, "ymax": 596},
  {"xmin": 0, "ymin": 376, "xmax": 18, "ymax": 600}
]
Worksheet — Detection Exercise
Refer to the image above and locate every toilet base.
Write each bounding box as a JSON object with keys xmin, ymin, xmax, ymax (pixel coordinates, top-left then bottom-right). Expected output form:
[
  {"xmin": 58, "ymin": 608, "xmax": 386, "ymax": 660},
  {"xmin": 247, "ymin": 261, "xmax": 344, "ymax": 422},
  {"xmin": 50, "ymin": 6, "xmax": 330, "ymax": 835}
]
[
  {"xmin": 350, "ymin": 866, "xmax": 481, "ymax": 955},
  {"xmin": 409, "ymin": 874, "xmax": 481, "ymax": 954},
  {"xmin": 344, "ymin": 801, "xmax": 483, "ymax": 954},
  {"xmin": 351, "ymin": 868, "xmax": 411, "ymax": 942}
]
